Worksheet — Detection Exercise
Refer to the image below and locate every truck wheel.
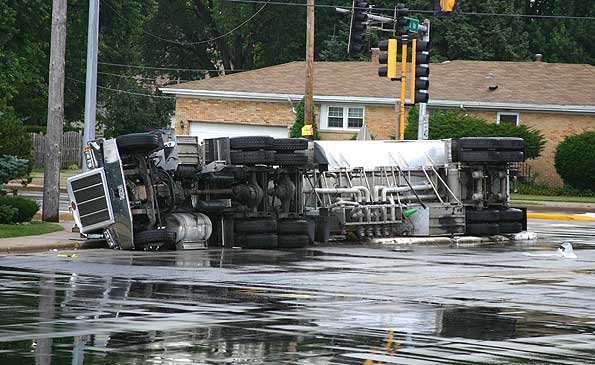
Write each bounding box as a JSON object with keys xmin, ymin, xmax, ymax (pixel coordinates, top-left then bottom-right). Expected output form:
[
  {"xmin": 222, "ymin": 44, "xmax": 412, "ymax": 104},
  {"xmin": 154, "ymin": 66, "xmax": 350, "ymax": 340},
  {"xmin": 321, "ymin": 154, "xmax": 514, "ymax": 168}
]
[
  {"xmin": 278, "ymin": 219, "xmax": 309, "ymax": 234},
  {"xmin": 116, "ymin": 133, "xmax": 160, "ymax": 154},
  {"xmin": 456, "ymin": 150, "xmax": 525, "ymax": 163},
  {"xmin": 274, "ymin": 152, "xmax": 308, "ymax": 166},
  {"xmin": 134, "ymin": 229, "xmax": 176, "ymax": 250},
  {"xmin": 235, "ymin": 218, "xmax": 277, "ymax": 234},
  {"xmin": 236, "ymin": 233, "xmax": 278, "ymax": 249},
  {"xmin": 457, "ymin": 137, "xmax": 524, "ymax": 151},
  {"xmin": 229, "ymin": 136, "xmax": 273, "ymax": 150},
  {"xmin": 499, "ymin": 222, "xmax": 523, "ymax": 234},
  {"xmin": 272, "ymin": 138, "xmax": 309, "ymax": 151},
  {"xmin": 230, "ymin": 150, "xmax": 275, "ymax": 165},
  {"xmin": 278, "ymin": 234, "xmax": 309, "ymax": 248},
  {"xmin": 466, "ymin": 209, "xmax": 500, "ymax": 223},
  {"xmin": 465, "ymin": 223, "xmax": 500, "ymax": 236},
  {"xmin": 500, "ymin": 208, "xmax": 523, "ymax": 222}
]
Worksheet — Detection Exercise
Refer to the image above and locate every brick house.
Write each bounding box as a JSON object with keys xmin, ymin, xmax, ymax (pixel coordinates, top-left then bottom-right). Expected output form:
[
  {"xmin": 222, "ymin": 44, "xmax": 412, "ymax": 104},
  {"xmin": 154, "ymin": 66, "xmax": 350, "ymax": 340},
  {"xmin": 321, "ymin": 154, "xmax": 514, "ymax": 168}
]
[{"xmin": 161, "ymin": 59, "xmax": 595, "ymax": 186}]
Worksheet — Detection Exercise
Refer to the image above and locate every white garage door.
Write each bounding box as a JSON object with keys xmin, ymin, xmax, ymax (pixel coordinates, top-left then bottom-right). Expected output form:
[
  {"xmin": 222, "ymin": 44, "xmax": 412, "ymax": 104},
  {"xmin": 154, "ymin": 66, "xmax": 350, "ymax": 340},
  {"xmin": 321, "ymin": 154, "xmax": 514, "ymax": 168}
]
[{"xmin": 189, "ymin": 121, "xmax": 288, "ymax": 141}]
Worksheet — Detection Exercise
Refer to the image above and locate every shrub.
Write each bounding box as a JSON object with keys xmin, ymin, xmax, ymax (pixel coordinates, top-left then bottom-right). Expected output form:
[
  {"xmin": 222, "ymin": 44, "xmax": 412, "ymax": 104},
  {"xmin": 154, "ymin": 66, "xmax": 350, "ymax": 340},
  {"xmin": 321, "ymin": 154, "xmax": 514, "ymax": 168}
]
[
  {"xmin": 290, "ymin": 98, "xmax": 320, "ymax": 140},
  {"xmin": 405, "ymin": 107, "xmax": 545, "ymax": 159},
  {"xmin": 555, "ymin": 131, "xmax": 595, "ymax": 191},
  {"xmin": 0, "ymin": 155, "xmax": 29, "ymax": 187},
  {"xmin": 0, "ymin": 205, "xmax": 18, "ymax": 224},
  {"xmin": 0, "ymin": 196, "xmax": 39, "ymax": 222},
  {"xmin": 23, "ymin": 125, "xmax": 47, "ymax": 134},
  {"xmin": 0, "ymin": 111, "xmax": 33, "ymax": 173}
]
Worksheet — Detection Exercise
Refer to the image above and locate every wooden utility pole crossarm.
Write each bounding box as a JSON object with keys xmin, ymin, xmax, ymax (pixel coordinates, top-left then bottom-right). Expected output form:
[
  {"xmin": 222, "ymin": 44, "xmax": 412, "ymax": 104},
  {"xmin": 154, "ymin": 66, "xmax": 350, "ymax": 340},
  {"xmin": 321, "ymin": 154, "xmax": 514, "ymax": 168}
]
[
  {"xmin": 304, "ymin": 0, "xmax": 315, "ymax": 132},
  {"xmin": 43, "ymin": 0, "xmax": 67, "ymax": 222}
]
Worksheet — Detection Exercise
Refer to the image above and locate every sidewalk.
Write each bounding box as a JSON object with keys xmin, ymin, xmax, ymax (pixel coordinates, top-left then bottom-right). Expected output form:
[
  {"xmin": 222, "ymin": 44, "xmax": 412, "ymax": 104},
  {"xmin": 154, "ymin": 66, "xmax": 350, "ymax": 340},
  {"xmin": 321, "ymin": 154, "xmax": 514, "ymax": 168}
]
[
  {"xmin": 0, "ymin": 221, "xmax": 105, "ymax": 254},
  {"xmin": 512, "ymin": 200, "xmax": 595, "ymax": 213}
]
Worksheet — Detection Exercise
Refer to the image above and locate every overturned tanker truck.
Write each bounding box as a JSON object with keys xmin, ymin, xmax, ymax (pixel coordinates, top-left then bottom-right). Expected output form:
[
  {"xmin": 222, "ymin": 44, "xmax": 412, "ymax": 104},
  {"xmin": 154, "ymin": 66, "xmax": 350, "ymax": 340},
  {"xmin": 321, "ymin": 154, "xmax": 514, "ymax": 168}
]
[{"xmin": 67, "ymin": 130, "xmax": 527, "ymax": 250}]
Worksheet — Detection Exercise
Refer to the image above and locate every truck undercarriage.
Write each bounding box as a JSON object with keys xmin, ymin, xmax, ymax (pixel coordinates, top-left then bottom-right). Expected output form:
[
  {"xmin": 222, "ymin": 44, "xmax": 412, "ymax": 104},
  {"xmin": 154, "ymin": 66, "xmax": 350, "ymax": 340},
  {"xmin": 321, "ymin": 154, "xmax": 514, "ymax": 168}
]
[{"xmin": 67, "ymin": 130, "xmax": 526, "ymax": 250}]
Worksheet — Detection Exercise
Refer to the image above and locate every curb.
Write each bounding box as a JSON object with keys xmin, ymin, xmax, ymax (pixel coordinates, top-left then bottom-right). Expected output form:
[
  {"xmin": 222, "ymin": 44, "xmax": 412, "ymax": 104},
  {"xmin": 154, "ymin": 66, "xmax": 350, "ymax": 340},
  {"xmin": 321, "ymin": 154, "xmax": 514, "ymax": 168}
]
[
  {"xmin": 0, "ymin": 240, "xmax": 106, "ymax": 254},
  {"xmin": 33, "ymin": 212, "xmax": 73, "ymax": 221},
  {"xmin": 527, "ymin": 212, "xmax": 595, "ymax": 222}
]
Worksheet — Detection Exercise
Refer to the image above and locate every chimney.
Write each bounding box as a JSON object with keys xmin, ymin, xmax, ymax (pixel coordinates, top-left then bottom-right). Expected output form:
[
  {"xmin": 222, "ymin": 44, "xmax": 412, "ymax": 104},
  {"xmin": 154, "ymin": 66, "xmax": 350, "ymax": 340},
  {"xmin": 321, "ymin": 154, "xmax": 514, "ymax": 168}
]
[
  {"xmin": 371, "ymin": 48, "xmax": 380, "ymax": 64},
  {"xmin": 535, "ymin": 53, "xmax": 543, "ymax": 63}
]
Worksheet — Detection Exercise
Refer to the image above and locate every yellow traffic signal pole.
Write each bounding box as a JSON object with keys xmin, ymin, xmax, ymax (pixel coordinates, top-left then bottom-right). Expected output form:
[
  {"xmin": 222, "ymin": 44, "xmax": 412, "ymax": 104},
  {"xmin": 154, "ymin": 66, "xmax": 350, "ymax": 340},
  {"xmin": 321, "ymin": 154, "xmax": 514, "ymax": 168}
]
[
  {"xmin": 410, "ymin": 39, "xmax": 417, "ymax": 105},
  {"xmin": 398, "ymin": 41, "xmax": 408, "ymax": 140}
]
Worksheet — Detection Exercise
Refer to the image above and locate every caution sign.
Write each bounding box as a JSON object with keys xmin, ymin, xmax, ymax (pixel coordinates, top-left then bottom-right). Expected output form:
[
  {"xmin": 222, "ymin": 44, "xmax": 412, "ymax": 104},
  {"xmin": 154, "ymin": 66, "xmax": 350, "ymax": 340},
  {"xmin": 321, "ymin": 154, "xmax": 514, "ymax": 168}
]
[{"xmin": 301, "ymin": 124, "xmax": 314, "ymax": 137}]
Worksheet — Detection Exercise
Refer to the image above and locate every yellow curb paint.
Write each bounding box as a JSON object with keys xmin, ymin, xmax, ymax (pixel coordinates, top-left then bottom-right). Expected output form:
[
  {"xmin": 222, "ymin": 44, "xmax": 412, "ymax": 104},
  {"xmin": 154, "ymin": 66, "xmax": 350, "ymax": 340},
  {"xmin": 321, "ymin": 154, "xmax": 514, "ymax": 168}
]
[{"xmin": 527, "ymin": 212, "xmax": 595, "ymax": 222}]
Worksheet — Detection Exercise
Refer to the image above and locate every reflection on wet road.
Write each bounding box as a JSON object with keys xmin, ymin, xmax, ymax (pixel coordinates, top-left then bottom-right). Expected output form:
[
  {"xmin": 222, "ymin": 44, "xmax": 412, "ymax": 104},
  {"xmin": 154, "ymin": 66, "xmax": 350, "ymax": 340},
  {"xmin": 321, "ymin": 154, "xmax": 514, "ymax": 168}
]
[{"xmin": 0, "ymin": 219, "xmax": 594, "ymax": 364}]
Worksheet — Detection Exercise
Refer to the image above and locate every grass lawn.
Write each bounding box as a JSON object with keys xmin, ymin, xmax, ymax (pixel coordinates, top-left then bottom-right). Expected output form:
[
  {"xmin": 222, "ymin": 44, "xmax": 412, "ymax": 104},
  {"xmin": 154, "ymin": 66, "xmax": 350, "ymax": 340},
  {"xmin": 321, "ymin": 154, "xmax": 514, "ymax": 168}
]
[
  {"xmin": 511, "ymin": 194, "xmax": 595, "ymax": 204},
  {"xmin": 0, "ymin": 221, "xmax": 64, "ymax": 239}
]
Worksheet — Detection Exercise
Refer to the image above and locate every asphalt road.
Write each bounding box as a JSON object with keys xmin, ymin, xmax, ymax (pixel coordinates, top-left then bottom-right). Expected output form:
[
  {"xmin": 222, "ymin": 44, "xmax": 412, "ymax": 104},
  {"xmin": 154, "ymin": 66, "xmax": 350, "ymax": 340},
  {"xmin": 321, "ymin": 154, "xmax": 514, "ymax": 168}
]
[{"xmin": 0, "ymin": 220, "xmax": 594, "ymax": 364}]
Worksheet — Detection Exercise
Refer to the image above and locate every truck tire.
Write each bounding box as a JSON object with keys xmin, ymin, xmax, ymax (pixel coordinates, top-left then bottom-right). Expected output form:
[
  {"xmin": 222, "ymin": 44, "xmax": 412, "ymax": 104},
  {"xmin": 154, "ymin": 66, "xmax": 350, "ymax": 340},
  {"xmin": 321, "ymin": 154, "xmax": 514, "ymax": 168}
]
[
  {"xmin": 500, "ymin": 208, "xmax": 523, "ymax": 222},
  {"xmin": 278, "ymin": 219, "xmax": 309, "ymax": 234},
  {"xmin": 465, "ymin": 223, "xmax": 500, "ymax": 236},
  {"xmin": 278, "ymin": 234, "xmax": 309, "ymax": 248},
  {"xmin": 274, "ymin": 152, "xmax": 308, "ymax": 166},
  {"xmin": 499, "ymin": 222, "xmax": 523, "ymax": 234},
  {"xmin": 466, "ymin": 209, "xmax": 500, "ymax": 223},
  {"xmin": 116, "ymin": 133, "xmax": 160, "ymax": 154},
  {"xmin": 229, "ymin": 136, "xmax": 273, "ymax": 150},
  {"xmin": 271, "ymin": 138, "xmax": 309, "ymax": 151},
  {"xmin": 230, "ymin": 150, "xmax": 275, "ymax": 165},
  {"xmin": 235, "ymin": 218, "xmax": 277, "ymax": 234},
  {"xmin": 236, "ymin": 233, "xmax": 278, "ymax": 249},
  {"xmin": 457, "ymin": 150, "xmax": 525, "ymax": 163},
  {"xmin": 134, "ymin": 229, "xmax": 176, "ymax": 250},
  {"xmin": 457, "ymin": 137, "xmax": 524, "ymax": 151}
]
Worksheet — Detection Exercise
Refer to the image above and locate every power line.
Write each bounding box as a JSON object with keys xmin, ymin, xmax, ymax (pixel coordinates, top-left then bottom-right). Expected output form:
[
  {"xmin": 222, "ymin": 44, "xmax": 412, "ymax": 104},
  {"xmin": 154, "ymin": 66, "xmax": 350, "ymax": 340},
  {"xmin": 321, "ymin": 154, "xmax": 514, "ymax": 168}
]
[
  {"xmin": 97, "ymin": 71, "xmax": 195, "ymax": 83},
  {"xmin": 98, "ymin": 61, "xmax": 243, "ymax": 72},
  {"xmin": 103, "ymin": 0, "xmax": 272, "ymax": 46},
  {"xmin": 67, "ymin": 77, "xmax": 175, "ymax": 99},
  {"xmin": 223, "ymin": 0, "xmax": 595, "ymax": 20}
]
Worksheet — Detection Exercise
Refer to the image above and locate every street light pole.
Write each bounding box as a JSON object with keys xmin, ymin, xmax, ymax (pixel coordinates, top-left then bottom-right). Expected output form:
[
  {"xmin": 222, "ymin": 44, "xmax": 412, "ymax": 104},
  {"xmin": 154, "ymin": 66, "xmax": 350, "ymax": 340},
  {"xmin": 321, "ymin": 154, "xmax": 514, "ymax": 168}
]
[{"xmin": 83, "ymin": 0, "xmax": 100, "ymax": 170}]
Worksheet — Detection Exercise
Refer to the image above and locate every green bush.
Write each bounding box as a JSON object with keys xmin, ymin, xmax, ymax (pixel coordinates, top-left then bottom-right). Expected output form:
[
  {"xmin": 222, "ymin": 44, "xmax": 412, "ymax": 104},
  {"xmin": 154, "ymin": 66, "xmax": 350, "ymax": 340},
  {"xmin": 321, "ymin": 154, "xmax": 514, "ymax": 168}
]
[
  {"xmin": 518, "ymin": 183, "xmax": 595, "ymax": 197},
  {"xmin": 290, "ymin": 98, "xmax": 320, "ymax": 140},
  {"xmin": 405, "ymin": 107, "xmax": 545, "ymax": 159},
  {"xmin": 555, "ymin": 131, "xmax": 595, "ymax": 191},
  {"xmin": 0, "ymin": 155, "xmax": 29, "ymax": 186},
  {"xmin": 0, "ymin": 196, "xmax": 39, "ymax": 222},
  {"xmin": 0, "ymin": 205, "xmax": 18, "ymax": 224},
  {"xmin": 23, "ymin": 125, "xmax": 47, "ymax": 134},
  {"xmin": 0, "ymin": 111, "xmax": 33, "ymax": 173}
]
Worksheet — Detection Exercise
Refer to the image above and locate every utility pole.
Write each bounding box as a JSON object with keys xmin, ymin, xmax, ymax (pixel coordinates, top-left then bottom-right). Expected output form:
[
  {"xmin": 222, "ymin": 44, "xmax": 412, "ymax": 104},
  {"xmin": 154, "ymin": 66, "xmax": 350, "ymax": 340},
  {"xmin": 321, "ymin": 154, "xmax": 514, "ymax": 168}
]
[
  {"xmin": 83, "ymin": 0, "xmax": 100, "ymax": 170},
  {"xmin": 42, "ymin": 0, "xmax": 67, "ymax": 222},
  {"xmin": 304, "ymin": 0, "xmax": 315, "ymax": 134}
]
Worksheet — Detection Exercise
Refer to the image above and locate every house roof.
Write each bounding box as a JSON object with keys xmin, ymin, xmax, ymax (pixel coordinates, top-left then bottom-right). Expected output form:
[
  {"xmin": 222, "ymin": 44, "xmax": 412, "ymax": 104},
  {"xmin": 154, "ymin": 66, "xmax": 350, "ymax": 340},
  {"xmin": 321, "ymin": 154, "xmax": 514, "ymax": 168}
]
[{"xmin": 161, "ymin": 60, "xmax": 595, "ymax": 111}]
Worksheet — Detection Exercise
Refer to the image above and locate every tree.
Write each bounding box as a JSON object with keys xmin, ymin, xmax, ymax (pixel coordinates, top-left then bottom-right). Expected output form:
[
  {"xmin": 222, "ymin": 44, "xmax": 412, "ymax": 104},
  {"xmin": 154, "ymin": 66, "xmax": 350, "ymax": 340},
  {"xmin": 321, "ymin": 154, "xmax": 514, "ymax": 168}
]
[
  {"xmin": 0, "ymin": 110, "xmax": 33, "ymax": 172},
  {"xmin": 290, "ymin": 98, "xmax": 320, "ymax": 140}
]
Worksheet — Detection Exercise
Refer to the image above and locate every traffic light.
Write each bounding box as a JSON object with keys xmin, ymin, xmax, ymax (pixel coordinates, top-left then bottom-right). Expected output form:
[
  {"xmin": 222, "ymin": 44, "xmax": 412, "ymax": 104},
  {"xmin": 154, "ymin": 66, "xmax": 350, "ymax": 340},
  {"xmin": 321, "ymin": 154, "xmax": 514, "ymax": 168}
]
[
  {"xmin": 440, "ymin": 0, "xmax": 456, "ymax": 12},
  {"xmin": 349, "ymin": 0, "xmax": 368, "ymax": 54},
  {"xmin": 378, "ymin": 39, "xmax": 398, "ymax": 79},
  {"xmin": 395, "ymin": 5, "xmax": 409, "ymax": 37},
  {"xmin": 412, "ymin": 39, "xmax": 430, "ymax": 103}
]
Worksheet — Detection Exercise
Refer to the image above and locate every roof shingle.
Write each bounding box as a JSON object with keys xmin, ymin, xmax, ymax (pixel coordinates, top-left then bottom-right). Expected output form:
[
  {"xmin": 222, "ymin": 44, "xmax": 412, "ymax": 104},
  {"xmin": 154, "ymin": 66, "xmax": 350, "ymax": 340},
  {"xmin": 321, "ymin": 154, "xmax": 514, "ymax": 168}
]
[{"xmin": 169, "ymin": 60, "xmax": 595, "ymax": 106}]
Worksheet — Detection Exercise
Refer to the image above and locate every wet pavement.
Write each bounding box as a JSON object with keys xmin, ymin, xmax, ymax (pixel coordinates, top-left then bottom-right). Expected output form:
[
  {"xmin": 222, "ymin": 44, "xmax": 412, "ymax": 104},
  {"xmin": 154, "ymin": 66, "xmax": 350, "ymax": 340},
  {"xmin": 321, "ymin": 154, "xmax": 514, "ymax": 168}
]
[{"xmin": 0, "ymin": 219, "xmax": 594, "ymax": 364}]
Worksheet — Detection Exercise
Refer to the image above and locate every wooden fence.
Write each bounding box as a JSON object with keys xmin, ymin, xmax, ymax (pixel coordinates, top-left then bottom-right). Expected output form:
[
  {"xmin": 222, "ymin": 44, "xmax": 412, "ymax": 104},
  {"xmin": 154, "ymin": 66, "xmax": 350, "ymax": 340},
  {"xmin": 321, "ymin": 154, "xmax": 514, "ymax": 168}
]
[{"xmin": 31, "ymin": 131, "xmax": 82, "ymax": 169}]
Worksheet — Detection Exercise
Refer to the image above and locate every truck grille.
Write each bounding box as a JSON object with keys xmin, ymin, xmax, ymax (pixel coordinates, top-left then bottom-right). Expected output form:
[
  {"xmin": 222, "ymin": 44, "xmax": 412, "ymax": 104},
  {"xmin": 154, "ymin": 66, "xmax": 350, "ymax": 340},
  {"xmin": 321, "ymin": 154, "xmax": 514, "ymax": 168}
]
[{"xmin": 67, "ymin": 168, "xmax": 114, "ymax": 232}]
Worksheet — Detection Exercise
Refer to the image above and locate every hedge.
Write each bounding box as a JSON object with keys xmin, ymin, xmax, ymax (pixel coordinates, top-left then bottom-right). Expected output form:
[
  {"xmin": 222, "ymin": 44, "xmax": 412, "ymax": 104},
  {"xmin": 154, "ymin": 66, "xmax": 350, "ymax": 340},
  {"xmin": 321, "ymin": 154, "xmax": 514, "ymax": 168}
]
[
  {"xmin": 0, "ymin": 196, "xmax": 39, "ymax": 223},
  {"xmin": 555, "ymin": 131, "xmax": 595, "ymax": 191},
  {"xmin": 405, "ymin": 107, "xmax": 545, "ymax": 159}
]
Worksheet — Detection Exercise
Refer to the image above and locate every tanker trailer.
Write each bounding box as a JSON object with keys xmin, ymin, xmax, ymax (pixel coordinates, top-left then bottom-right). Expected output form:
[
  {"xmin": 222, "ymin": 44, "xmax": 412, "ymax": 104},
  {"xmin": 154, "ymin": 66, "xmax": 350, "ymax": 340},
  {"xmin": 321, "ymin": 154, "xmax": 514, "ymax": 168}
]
[{"xmin": 67, "ymin": 130, "xmax": 526, "ymax": 250}]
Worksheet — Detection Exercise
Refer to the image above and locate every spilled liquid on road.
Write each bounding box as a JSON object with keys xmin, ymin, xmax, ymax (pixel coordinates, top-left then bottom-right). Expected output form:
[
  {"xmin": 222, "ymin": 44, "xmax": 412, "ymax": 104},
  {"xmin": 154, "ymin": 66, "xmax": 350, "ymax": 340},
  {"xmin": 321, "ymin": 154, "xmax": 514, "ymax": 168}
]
[{"xmin": 0, "ymin": 220, "xmax": 594, "ymax": 364}]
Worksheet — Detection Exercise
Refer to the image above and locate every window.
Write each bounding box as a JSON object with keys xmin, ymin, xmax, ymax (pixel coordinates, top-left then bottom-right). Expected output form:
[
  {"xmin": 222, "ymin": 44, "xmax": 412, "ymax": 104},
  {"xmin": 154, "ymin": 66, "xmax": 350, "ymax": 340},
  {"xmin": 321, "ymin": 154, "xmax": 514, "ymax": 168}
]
[
  {"xmin": 321, "ymin": 105, "xmax": 365, "ymax": 130},
  {"xmin": 497, "ymin": 112, "xmax": 520, "ymax": 126}
]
